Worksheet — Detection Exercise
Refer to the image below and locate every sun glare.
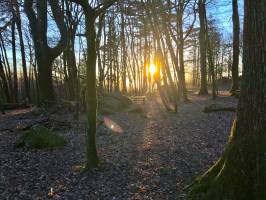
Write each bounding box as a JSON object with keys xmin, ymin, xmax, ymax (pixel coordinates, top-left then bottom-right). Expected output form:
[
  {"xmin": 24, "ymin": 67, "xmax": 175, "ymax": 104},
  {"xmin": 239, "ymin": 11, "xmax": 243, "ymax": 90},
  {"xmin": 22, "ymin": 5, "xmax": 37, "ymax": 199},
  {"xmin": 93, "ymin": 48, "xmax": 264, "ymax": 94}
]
[{"xmin": 149, "ymin": 63, "xmax": 157, "ymax": 78}]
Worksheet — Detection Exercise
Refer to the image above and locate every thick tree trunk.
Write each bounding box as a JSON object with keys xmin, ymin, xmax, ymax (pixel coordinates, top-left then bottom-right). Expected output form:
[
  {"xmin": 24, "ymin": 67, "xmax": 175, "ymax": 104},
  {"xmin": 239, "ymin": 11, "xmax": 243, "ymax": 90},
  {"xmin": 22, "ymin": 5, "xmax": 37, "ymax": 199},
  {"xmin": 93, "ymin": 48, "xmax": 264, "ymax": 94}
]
[
  {"xmin": 189, "ymin": 1, "xmax": 266, "ymax": 199},
  {"xmin": 198, "ymin": 0, "xmax": 208, "ymax": 95},
  {"xmin": 230, "ymin": 0, "xmax": 240, "ymax": 94},
  {"xmin": 36, "ymin": 54, "xmax": 55, "ymax": 102},
  {"xmin": 24, "ymin": 0, "xmax": 67, "ymax": 103}
]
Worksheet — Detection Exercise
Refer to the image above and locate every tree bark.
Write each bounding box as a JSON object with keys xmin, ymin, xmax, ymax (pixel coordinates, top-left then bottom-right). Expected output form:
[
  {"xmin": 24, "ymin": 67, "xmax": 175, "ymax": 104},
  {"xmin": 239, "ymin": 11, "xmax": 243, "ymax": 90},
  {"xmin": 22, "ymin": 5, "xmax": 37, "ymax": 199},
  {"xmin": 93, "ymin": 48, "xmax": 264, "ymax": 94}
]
[
  {"xmin": 85, "ymin": 12, "xmax": 99, "ymax": 169},
  {"xmin": 176, "ymin": 2, "xmax": 189, "ymax": 101},
  {"xmin": 189, "ymin": 1, "xmax": 266, "ymax": 199},
  {"xmin": 0, "ymin": 33, "xmax": 12, "ymax": 93},
  {"xmin": 24, "ymin": 0, "xmax": 67, "ymax": 103},
  {"xmin": 0, "ymin": 55, "xmax": 10, "ymax": 102},
  {"xmin": 120, "ymin": 2, "xmax": 127, "ymax": 94},
  {"xmin": 11, "ymin": 20, "xmax": 18, "ymax": 102},
  {"xmin": 13, "ymin": 0, "xmax": 30, "ymax": 102},
  {"xmin": 69, "ymin": 0, "xmax": 116, "ymax": 169},
  {"xmin": 198, "ymin": 0, "xmax": 208, "ymax": 95},
  {"xmin": 205, "ymin": 13, "xmax": 217, "ymax": 99},
  {"xmin": 230, "ymin": 0, "xmax": 240, "ymax": 94}
]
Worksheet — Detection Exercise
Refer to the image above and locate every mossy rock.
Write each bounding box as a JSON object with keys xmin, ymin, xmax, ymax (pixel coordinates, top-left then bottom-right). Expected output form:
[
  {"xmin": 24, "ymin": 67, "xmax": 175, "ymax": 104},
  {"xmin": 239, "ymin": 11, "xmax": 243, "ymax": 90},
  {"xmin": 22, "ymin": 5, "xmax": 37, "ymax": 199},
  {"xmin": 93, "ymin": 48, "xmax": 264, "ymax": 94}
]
[
  {"xmin": 125, "ymin": 104, "xmax": 143, "ymax": 113},
  {"xmin": 16, "ymin": 124, "xmax": 67, "ymax": 149},
  {"xmin": 100, "ymin": 92, "xmax": 133, "ymax": 114}
]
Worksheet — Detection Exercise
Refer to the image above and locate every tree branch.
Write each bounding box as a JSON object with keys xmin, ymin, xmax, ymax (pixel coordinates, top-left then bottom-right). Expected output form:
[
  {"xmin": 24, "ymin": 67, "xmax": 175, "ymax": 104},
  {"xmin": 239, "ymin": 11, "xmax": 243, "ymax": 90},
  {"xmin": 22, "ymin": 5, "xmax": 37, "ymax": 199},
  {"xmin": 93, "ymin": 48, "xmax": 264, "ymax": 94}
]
[{"xmin": 48, "ymin": 0, "xmax": 67, "ymax": 59}]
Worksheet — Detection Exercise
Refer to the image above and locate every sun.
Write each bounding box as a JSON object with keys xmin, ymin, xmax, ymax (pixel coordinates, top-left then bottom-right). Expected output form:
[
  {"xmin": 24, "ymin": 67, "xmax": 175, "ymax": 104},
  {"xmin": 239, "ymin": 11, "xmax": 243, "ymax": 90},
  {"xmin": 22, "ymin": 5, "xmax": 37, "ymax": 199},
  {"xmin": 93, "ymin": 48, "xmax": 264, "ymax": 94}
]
[{"xmin": 149, "ymin": 62, "xmax": 157, "ymax": 78}]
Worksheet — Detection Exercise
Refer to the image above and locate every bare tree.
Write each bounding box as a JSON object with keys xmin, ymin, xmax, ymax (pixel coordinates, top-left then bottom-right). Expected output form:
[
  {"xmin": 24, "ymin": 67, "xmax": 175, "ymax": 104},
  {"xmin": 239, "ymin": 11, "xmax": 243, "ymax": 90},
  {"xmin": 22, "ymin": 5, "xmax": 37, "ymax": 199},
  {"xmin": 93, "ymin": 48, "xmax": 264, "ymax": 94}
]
[{"xmin": 24, "ymin": 0, "xmax": 67, "ymax": 102}]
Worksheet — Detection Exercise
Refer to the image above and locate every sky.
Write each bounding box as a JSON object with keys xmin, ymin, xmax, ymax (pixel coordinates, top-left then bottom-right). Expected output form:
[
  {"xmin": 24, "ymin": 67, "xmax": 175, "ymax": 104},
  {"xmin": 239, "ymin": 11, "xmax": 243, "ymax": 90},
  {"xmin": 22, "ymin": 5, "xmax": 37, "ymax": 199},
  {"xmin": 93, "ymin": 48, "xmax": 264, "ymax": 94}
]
[{"xmin": 207, "ymin": 0, "xmax": 244, "ymax": 40}]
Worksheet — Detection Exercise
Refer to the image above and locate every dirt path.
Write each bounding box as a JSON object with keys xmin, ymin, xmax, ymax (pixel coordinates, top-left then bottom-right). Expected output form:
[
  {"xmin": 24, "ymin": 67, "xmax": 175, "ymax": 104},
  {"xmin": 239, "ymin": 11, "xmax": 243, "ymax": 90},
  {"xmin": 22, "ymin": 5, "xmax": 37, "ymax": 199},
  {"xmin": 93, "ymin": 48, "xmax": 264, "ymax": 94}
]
[{"xmin": 0, "ymin": 92, "xmax": 237, "ymax": 199}]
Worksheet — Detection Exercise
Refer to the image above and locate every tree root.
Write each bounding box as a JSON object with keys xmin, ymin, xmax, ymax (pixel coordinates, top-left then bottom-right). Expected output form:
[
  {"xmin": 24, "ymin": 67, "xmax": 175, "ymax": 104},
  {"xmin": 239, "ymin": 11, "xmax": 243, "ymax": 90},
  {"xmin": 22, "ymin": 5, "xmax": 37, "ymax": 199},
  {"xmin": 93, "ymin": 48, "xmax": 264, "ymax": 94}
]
[{"xmin": 188, "ymin": 122, "xmax": 266, "ymax": 200}]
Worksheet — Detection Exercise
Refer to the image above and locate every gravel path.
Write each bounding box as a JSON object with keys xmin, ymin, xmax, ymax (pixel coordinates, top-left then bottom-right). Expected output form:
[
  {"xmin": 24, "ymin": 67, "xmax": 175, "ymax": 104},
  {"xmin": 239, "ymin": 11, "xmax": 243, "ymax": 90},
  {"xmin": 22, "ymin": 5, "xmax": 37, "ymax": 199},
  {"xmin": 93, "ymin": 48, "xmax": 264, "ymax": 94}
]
[{"xmin": 0, "ymin": 92, "xmax": 237, "ymax": 200}]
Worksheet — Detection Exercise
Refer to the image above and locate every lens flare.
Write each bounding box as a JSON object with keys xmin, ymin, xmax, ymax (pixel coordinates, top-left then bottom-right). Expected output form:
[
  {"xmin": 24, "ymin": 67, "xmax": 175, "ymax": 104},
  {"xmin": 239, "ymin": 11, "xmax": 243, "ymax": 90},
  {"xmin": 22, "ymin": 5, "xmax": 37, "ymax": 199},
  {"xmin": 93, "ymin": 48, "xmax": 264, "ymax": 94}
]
[{"xmin": 104, "ymin": 117, "xmax": 123, "ymax": 134}]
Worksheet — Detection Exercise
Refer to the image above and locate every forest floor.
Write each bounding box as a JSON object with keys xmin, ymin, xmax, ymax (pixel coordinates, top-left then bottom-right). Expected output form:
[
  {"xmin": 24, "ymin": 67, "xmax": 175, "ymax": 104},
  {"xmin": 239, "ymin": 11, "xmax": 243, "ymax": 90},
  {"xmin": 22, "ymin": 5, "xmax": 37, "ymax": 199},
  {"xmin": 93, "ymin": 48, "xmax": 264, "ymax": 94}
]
[{"xmin": 0, "ymin": 89, "xmax": 237, "ymax": 200}]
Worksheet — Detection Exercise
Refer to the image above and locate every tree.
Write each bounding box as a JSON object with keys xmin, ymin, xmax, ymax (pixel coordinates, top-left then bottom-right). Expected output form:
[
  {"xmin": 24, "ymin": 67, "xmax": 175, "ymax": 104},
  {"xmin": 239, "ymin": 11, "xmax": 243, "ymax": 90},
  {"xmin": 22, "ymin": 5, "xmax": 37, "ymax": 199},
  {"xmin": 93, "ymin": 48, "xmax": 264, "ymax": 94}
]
[
  {"xmin": 64, "ymin": 0, "xmax": 82, "ymax": 100},
  {"xmin": 205, "ymin": 17, "xmax": 217, "ymax": 99},
  {"xmin": 0, "ymin": 55, "xmax": 10, "ymax": 102},
  {"xmin": 69, "ymin": 0, "xmax": 116, "ymax": 169},
  {"xmin": 120, "ymin": 2, "xmax": 127, "ymax": 94},
  {"xmin": 189, "ymin": 0, "xmax": 266, "ymax": 199},
  {"xmin": 230, "ymin": 0, "xmax": 240, "ymax": 94},
  {"xmin": 175, "ymin": 0, "xmax": 196, "ymax": 102},
  {"xmin": 24, "ymin": 0, "xmax": 67, "ymax": 102},
  {"xmin": 198, "ymin": 0, "xmax": 208, "ymax": 95},
  {"xmin": 11, "ymin": 19, "xmax": 17, "ymax": 102},
  {"xmin": 12, "ymin": 0, "xmax": 30, "ymax": 102}
]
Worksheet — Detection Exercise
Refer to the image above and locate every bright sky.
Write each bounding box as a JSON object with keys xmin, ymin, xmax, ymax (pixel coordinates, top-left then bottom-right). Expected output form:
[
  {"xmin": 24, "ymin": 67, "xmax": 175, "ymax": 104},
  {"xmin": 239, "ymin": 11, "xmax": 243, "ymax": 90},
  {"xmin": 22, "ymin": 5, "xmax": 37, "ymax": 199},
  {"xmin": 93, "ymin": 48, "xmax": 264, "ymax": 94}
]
[{"xmin": 207, "ymin": 0, "xmax": 244, "ymax": 39}]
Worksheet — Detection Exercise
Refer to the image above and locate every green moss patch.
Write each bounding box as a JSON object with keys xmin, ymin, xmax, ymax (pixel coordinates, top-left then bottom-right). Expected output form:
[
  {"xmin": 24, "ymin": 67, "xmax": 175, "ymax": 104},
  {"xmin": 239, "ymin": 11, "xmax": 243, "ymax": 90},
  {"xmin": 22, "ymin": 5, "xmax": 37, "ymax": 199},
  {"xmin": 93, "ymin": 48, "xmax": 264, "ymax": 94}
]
[{"xmin": 16, "ymin": 124, "xmax": 67, "ymax": 149}]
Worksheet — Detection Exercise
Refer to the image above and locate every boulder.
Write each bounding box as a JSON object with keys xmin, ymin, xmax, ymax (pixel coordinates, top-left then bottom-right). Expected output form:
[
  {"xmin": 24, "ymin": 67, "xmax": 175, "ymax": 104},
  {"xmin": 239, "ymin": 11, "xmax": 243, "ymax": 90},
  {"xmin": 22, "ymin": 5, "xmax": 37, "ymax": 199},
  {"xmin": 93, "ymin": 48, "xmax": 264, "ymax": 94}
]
[{"xmin": 16, "ymin": 124, "xmax": 67, "ymax": 149}]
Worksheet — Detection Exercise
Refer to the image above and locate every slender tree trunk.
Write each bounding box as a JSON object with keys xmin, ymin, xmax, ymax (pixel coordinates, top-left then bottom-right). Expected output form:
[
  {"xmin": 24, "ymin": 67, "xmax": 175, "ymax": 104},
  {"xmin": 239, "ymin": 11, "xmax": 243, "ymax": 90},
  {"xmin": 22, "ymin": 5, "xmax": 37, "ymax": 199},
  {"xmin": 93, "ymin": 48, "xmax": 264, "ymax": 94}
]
[
  {"xmin": 177, "ymin": 10, "xmax": 189, "ymax": 101},
  {"xmin": 189, "ymin": 1, "xmax": 266, "ymax": 199},
  {"xmin": 120, "ymin": 3, "xmax": 127, "ymax": 94},
  {"xmin": 205, "ymin": 14, "xmax": 217, "ymax": 99},
  {"xmin": 65, "ymin": 31, "xmax": 78, "ymax": 100},
  {"xmin": 13, "ymin": 0, "xmax": 30, "ymax": 101},
  {"xmin": 11, "ymin": 20, "xmax": 18, "ymax": 102},
  {"xmin": 230, "ymin": 0, "xmax": 240, "ymax": 94},
  {"xmin": 143, "ymin": 25, "xmax": 148, "ymax": 92},
  {"xmin": 0, "ymin": 33, "xmax": 12, "ymax": 92},
  {"xmin": 198, "ymin": 0, "xmax": 208, "ymax": 95},
  {"xmin": 85, "ymin": 11, "xmax": 99, "ymax": 169},
  {"xmin": 0, "ymin": 55, "xmax": 10, "ymax": 102}
]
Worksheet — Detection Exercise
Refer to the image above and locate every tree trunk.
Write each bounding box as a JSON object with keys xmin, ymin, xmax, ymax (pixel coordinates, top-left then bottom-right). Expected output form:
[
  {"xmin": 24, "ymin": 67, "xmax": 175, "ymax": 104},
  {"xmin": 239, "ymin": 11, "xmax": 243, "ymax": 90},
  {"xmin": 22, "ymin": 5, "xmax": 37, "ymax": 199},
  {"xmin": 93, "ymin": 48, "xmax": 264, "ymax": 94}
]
[
  {"xmin": 143, "ymin": 19, "xmax": 148, "ymax": 93},
  {"xmin": 13, "ymin": 0, "xmax": 30, "ymax": 102},
  {"xmin": 11, "ymin": 20, "xmax": 18, "ymax": 102},
  {"xmin": 230, "ymin": 0, "xmax": 240, "ymax": 94},
  {"xmin": 120, "ymin": 3, "xmax": 127, "ymax": 94},
  {"xmin": 66, "ymin": 32, "xmax": 78, "ymax": 100},
  {"xmin": 177, "ymin": 8, "xmax": 189, "ymax": 102},
  {"xmin": 36, "ymin": 56, "xmax": 55, "ymax": 102},
  {"xmin": 24, "ymin": 0, "xmax": 67, "ymax": 103},
  {"xmin": 189, "ymin": 1, "xmax": 266, "ymax": 199},
  {"xmin": 0, "ymin": 55, "xmax": 10, "ymax": 102},
  {"xmin": 198, "ymin": 0, "xmax": 208, "ymax": 95},
  {"xmin": 0, "ymin": 33, "xmax": 12, "ymax": 92},
  {"xmin": 85, "ymin": 11, "xmax": 99, "ymax": 169},
  {"xmin": 205, "ymin": 13, "xmax": 217, "ymax": 99}
]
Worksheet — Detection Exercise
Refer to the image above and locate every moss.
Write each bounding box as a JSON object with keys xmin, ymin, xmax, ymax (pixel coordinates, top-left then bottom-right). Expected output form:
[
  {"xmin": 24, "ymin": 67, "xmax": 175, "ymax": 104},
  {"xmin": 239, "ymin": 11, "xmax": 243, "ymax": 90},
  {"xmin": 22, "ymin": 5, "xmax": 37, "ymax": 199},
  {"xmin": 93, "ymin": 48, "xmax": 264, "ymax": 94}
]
[
  {"xmin": 99, "ymin": 92, "xmax": 145, "ymax": 114},
  {"xmin": 125, "ymin": 104, "xmax": 143, "ymax": 113},
  {"xmin": 188, "ymin": 121, "xmax": 266, "ymax": 200},
  {"xmin": 16, "ymin": 124, "xmax": 67, "ymax": 149}
]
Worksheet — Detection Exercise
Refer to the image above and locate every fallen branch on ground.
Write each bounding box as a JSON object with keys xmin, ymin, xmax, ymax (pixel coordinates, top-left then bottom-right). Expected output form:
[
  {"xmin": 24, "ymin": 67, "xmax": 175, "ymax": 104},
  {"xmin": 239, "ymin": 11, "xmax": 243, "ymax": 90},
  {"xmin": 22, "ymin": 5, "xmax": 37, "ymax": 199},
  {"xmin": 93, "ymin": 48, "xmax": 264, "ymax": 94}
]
[{"xmin": 203, "ymin": 104, "xmax": 236, "ymax": 113}]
